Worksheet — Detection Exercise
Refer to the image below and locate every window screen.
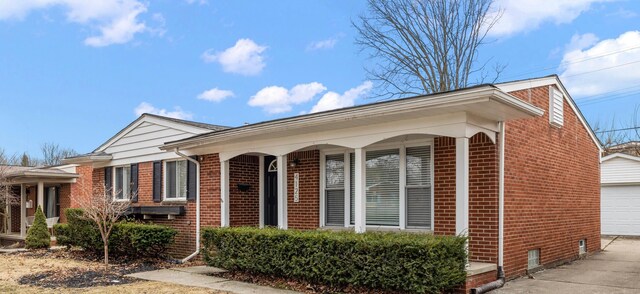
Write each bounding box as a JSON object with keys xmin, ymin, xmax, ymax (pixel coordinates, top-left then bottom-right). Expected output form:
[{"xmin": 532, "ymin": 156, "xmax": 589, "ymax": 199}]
[
  {"xmin": 366, "ymin": 149, "xmax": 400, "ymax": 226},
  {"xmin": 406, "ymin": 146, "xmax": 432, "ymax": 228},
  {"xmin": 114, "ymin": 166, "xmax": 131, "ymax": 200},
  {"xmin": 166, "ymin": 160, "xmax": 187, "ymax": 199},
  {"xmin": 325, "ymin": 154, "xmax": 345, "ymax": 226}
]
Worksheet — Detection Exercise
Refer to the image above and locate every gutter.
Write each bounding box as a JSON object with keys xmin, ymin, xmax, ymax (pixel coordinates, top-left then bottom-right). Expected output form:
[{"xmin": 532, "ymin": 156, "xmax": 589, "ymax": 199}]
[
  {"xmin": 472, "ymin": 121, "xmax": 507, "ymax": 294},
  {"xmin": 173, "ymin": 148, "xmax": 201, "ymax": 263}
]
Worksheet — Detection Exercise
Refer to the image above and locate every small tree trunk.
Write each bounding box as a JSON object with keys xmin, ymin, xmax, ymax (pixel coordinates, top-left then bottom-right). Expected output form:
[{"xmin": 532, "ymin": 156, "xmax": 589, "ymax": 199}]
[{"xmin": 104, "ymin": 242, "xmax": 109, "ymax": 270}]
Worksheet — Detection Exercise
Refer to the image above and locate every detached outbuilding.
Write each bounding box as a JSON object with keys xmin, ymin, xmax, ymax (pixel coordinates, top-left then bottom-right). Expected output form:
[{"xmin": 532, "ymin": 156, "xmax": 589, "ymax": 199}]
[{"xmin": 601, "ymin": 153, "xmax": 640, "ymax": 236}]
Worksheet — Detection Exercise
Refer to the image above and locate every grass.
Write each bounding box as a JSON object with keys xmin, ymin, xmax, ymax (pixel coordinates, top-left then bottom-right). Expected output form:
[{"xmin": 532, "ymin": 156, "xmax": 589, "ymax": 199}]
[{"xmin": 0, "ymin": 253, "xmax": 226, "ymax": 294}]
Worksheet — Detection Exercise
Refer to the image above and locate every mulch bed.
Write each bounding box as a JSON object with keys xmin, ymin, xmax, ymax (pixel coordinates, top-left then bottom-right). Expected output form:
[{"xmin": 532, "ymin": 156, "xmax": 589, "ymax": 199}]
[
  {"xmin": 18, "ymin": 269, "xmax": 138, "ymax": 288},
  {"xmin": 212, "ymin": 271, "xmax": 402, "ymax": 294},
  {"xmin": 13, "ymin": 248, "xmax": 196, "ymax": 289}
]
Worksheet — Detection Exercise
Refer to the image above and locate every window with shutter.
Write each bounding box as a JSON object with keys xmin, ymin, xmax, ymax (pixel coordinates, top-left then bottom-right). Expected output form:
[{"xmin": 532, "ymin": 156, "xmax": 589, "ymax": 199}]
[
  {"xmin": 114, "ymin": 166, "xmax": 131, "ymax": 200},
  {"xmin": 165, "ymin": 160, "xmax": 188, "ymax": 200},
  {"xmin": 549, "ymin": 86, "xmax": 564, "ymax": 127},
  {"xmin": 366, "ymin": 149, "xmax": 400, "ymax": 226},
  {"xmin": 406, "ymin": 146, "xmax": 432, "ymax": 228},
  {"xmin": 325, "ymin": 154, "xmax": 345, "ymax": 226}
]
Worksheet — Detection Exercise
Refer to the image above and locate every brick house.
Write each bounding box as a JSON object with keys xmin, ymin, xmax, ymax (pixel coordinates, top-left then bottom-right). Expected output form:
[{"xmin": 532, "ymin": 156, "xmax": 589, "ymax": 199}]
[{"xmin": 17, "ymin": 75, "xmax": 599, "ymax": 290}]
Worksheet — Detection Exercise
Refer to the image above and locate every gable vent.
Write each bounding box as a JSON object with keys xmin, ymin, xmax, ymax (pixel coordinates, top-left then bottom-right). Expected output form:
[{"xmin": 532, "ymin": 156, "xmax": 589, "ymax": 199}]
[{"xmin": 549, "ymin": 86, "xmax": 564, "ymax": 127}]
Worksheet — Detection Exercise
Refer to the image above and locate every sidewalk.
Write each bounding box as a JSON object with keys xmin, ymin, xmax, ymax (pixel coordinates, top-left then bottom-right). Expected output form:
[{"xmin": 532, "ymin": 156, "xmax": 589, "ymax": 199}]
[{"xmin": 126, "ymin": 266, "xmax": 299, "ymax": 294}]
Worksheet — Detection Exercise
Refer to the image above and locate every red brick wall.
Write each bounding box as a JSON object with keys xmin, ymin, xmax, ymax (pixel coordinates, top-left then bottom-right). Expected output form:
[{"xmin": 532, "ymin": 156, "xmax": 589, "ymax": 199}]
[
  {"xmin": 89, "ymin": 154, "xmax": 221, "ymax": 258},
  {"xmin": 70, "ymin": 165, "xmax": 94, "ymax": 209},
  {"xmin": 503, "ymin": 85, "xmax": 601, "ymax": 278},
  {"xmin": 59, "ymin": 183, "xmax": 71, "ymax": 223},
  {"xmin": 434, "ymin": 136, "xmax": 456, "ymax": 235},
  {"xmin": 469, "ymin": 133, "xmax": 499, "ymax": 264},
  {"xmin": 287, "ymin": 150, "xmax": 320, "ymax": 229},
  {"xmin": 460, "ymin": 270, "xmax": 498, "ymax": 293},
  {"xmin": 10, "ymin": 203, "xmax": 20, "ymax": 232},
  {"xmin": 229, "ymin": 155, "xmax": 260, "ymax": 227}
]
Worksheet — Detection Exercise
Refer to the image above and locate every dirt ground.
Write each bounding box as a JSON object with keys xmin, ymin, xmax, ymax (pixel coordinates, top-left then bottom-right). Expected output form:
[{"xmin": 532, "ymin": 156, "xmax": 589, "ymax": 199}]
[{"xmin": 0, "ymin": 253, "xmax": 225, "ymax": 294}]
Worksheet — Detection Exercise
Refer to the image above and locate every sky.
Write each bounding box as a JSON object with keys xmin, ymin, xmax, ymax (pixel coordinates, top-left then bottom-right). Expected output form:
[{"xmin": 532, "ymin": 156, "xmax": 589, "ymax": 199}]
[{"xmin": 1, "ymin": 0, "xmax": 640, "ymax": 157}]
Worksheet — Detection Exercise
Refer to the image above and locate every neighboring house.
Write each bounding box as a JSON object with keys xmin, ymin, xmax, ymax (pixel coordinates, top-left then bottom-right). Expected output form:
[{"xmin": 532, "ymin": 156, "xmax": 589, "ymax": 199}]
[
  {"xmin": 25, "ymin": 75, "xmax": 598, "ymax": 291},
  {"xmin": 601, "ymin": 152, "xmax": 640, "ymax": 236},
  {"xmin": 606, "ymin": 141, "xmax": 640, "ymax": 156}
]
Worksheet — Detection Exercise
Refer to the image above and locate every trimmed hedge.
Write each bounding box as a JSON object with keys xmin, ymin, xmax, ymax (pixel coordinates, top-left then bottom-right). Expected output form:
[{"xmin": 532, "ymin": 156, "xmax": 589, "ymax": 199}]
[
  {"xmin": 202, "ymin": 227, "xmax": 467, "ymax": 293},
  {"xmin": 55, "ymin": 208, "xmax": 177, "ymax": 259}
]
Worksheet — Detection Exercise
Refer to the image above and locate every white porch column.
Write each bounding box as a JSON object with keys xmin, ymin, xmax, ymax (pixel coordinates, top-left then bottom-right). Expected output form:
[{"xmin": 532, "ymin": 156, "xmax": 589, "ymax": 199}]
[
  {"xmin": 220, "ymin": 160, "xmax": 230, "ymax": 227},
  {"xmin": 354, "ymin": 148, "xmax": 366, "ymax": 233},
  {"xmin": 276, "ymin": 155, "xmax": 287, "ymax": 229},
  {"xmin": 37, "ymin": 181, "xmax": 44, "ymax": 213},
  {"xmin": 455, "ymin": 137, "xmax": 469, "ymax": 236},
  {"xmin": 20, "ymin": 184, "xmax": 26, "ymax": 237}
]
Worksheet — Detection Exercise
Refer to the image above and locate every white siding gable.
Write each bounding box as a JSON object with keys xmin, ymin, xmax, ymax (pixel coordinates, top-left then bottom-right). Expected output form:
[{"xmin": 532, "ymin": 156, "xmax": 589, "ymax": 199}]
[
  {"xmin": 549, "ymin": 86, "xmax": 564, "ymax": 127},
  {"xmin": 602, "ymin": 156, "xmax": 640, "ymax": 185},
  {"xmin": 97, "ymin": 116, "xmax": 214, "ymax": 166}
]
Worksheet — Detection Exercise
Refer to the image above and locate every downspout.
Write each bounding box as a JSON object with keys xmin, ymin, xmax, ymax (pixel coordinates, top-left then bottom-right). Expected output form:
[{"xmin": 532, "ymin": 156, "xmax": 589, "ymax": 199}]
[
  {"xmin": 173, "ymin": 148, "xmax": 201, "ymax": 263},
  {"xmin": 472, "ymin": 121, "xmax": 506, "ymax": 294}
]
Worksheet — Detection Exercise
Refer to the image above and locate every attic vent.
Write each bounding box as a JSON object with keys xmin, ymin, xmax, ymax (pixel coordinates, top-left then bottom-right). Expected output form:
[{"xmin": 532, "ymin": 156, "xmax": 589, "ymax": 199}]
[{"xmin": 549, "ymin": 86, "xmax": 564, "ymax": 127}]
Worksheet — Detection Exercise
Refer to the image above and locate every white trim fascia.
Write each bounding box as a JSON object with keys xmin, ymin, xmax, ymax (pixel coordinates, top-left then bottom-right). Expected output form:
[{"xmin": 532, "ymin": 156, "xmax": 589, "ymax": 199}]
[
  {"xmin": 95, "ymin": 114, "xmax": 215, "ymax": 153},
  {"xmin": 162, "ymin": 87, "xmax": 543, "ymax": 151},
  {"xmin": 601, "ymin": 152, "xmax": 640, "ymax": 163},
  {"xmin": 496, "ymin": 76, "xmax": 603, "ymax": 152}
]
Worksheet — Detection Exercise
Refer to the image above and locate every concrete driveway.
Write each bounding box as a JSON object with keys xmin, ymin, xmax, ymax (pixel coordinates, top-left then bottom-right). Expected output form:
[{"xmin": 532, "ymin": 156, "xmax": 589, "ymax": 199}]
[{"xmin": 495, "ymin": 237, "xmax": 640, "ymax": 293}]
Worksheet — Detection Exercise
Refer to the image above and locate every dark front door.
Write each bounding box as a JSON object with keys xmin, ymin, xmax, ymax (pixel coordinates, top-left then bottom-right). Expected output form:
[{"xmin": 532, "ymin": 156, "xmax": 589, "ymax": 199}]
[{"xmin": 264, "ymin": 156, "xmax": 278, "ymax": 226}]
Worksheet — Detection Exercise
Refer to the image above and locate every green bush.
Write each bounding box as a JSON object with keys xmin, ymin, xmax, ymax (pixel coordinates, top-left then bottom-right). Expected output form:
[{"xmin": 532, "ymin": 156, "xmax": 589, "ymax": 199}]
[
  {"xmin": 25, "ymin": 206, "xmax": 50, "ymax": 249},
  {"xmin": 202, "ymin": 227, "xmax": 467, "ymax": 293},
  {"xmin": 56, "ymin": 208, "xmax": 177, "ymax": 259}
]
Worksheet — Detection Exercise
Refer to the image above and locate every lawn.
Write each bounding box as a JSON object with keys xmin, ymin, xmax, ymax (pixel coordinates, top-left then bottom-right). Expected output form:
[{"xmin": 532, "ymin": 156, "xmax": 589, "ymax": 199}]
[{"xmin": 0, "ymin": 251, "xmax": 225, "ymax": 294}]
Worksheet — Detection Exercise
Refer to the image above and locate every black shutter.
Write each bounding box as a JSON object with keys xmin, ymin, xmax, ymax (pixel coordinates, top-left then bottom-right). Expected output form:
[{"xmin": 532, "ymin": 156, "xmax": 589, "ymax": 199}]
[
  {"xmin": 55, "ymin": 187, "xmax": 60, "ymax": 218},
  {"xmin": 130, "ymin": 163, "xmax": 139, "ymax": 202},
  {"xmin": 104, "ymin": 167, "xmax": 113, "ymax": 194},
  {"xmin": 153, "ymin": 161, "xmax": 162, "ymax": 202},
  {"xmin": 186, "ymin": 156, "xmax": 198, "ymax": 201}
]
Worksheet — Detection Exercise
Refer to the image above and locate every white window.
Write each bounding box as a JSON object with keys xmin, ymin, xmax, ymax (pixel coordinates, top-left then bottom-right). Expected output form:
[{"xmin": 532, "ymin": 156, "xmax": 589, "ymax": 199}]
[
  {"xmin": 323, "ymin": 144, "xmax": 432, "ymax": 229},
  {"xmin": 549, "ymin": 86, "xmax": 564, "ymax": 127},
  {"xmin": 325, "ymin": 154, "xmax": 345, "ymax": 226},
  {"xmin": 114, "ymin": 166, "xmax": 131, "ymax": 200},
  {"xmin": 579, "ymin": 239, "xmax": 586, "ymax": 255},
  {"xmin": 406, "ymin": 146, "xmax": 432, "ymax": 228},
  {"xmin": 165, "ymin": 160, "xmax": 188, "ymax": 200},
  {"xmin": 528, "ymin": 249, "xmax": 540, "ymax": 270}
]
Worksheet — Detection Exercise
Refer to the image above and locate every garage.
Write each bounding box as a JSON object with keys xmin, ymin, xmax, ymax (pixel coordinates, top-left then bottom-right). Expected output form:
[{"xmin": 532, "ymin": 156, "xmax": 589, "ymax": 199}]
[{"xmin": 601, "ymin": 153, "xmax": 640, "ymax": 236}]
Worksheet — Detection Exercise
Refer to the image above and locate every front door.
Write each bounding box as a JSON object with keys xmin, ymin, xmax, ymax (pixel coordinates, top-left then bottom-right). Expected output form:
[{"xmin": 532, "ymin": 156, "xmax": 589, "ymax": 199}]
[{"xmin": 264, "ymin": 156, "xmax": 278, "ymax": 226}]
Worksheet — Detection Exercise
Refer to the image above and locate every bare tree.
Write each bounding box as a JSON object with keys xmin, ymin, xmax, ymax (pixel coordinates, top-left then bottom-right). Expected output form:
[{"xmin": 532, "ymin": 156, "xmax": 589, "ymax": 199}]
[
  {"xmin": 40, "ymin": 142, "xmax": 77, "ymax": 166},
  {"xmin": 0, "ymin": 155, "xmax": 20, "ymax": 234},
  {"xmin": 74, "ymin": 179, "xmax": 131, "ymax": 269},
  {"xmin": 594, "ymin": 105, "xmax": 640, "ymax": 156},
  {"xmin": 354, "ymin": 0, "xmax": 502, "ymax": 98}
]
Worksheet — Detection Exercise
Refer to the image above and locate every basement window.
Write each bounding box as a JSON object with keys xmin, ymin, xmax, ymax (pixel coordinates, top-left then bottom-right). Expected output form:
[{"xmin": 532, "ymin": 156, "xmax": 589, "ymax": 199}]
[
  {"xmin": 579, "ymin": 239, "xmax": 587, "ymax": 255},
  {"xmin": 549, "ymin": 86, "xmax": 564, "ymax": 127},
  {"xmin": 528, "ymin": 249, "xmax": 540, "ymax": 270}
]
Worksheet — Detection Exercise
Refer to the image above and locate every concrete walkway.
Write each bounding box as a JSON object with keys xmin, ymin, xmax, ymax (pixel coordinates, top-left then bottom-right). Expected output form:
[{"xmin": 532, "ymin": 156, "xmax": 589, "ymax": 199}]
[
  {"xmin": 495, "ymin": 237, "xmax": 640, "ymax": 293},
  {"xmin": 126, "ymin": 266, "xmax": 299, "ymax": 294}
]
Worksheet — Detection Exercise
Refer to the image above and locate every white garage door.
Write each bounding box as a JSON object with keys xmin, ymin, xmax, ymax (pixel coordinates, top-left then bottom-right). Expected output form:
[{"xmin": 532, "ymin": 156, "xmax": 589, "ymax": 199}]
[{"xmin": 602, "ymin": 185, "xmax": 640, "ymax": 236}]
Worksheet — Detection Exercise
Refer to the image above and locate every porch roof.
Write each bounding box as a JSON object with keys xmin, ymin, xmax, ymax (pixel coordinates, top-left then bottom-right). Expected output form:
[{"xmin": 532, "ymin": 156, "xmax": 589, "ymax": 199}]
[
  {"xmin": 161, "ymin": 85, "xmax": 543, "ymax": 152},
  {"xmin": 2, "ymin": 165, "xmax": 79, "ymax": 184}
]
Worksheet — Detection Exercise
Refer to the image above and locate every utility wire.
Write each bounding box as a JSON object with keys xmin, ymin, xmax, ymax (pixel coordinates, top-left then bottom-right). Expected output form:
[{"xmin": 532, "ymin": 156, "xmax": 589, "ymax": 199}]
[{"xmin": 596, "ymin": 126, "xmax": 640, "ymax": 134}]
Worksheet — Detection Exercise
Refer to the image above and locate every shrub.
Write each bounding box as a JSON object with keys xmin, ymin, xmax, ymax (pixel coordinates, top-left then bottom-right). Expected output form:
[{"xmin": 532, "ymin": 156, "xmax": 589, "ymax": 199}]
[
  {"xmin": 56, "ymin": 208, "xmax": 177, "ymax": 259},
  {"xmin": 202, "ymin": 227, "xmax": 467, "ymax": 293},
  {"xmin": 25, "ymin": 206, "xmax": 50, "ymax": 249}
]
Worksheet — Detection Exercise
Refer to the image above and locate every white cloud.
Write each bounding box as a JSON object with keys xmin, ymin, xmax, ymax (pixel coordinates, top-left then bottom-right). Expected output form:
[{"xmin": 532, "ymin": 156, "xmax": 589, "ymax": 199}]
[
  {"xmin": 564, "ymin": 33, "xmax": 599, "ymax": 53},
  {"xmin": 202, "ymin": 39, "xmax": 267, "ymax": 76},
  {"xmin": 134, "ymin": 102, "xmax": 193, "ymax": 120},
  {"xmin": 197, "ymin": 88, "xmax": 235, "ymax": 102},
  {"xmin": 185, "ymin": 0, "xmax": 208, "ymax": 4},
  {"xmin": 307, "ymin": 38, "xmax": 338, "ymax": 51},
  {"xmin": 0, "ymin": 0, "xmax": 152, "ymax": 47},
  {"xmin": 560, "ymin": 31, "xmax": 640, "ymax": 97},
  {"xmin": 489, "ymin": 0, "xmax": 611, "ymax": 37},
  {"xmin": 310, "ymin": 81, "xmax": 373, "ymax": 113},
  {"xmin": 248, "ymin": 82, "xmax": 326, "ymax": 114}
]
